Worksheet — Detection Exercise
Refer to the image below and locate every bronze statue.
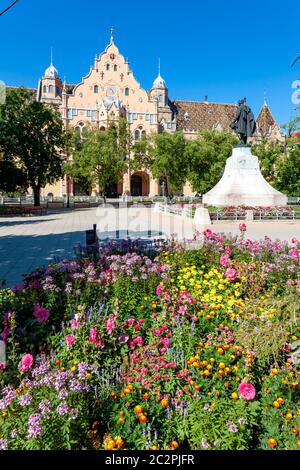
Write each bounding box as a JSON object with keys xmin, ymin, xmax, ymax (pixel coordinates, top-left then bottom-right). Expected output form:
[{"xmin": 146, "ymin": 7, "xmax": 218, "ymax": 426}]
[{"xmin": 230, "ymin": 98, "xmax": 256, "ymax": 145}]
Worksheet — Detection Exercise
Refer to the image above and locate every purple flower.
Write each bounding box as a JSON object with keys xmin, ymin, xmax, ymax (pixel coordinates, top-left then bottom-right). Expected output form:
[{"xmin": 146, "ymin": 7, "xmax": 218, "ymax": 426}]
[
  {"xmin": 38, "ymin": 400, "xmax": 51, "ymax": 415},
  {"xmin": 201, "ymin": 438, "xmax": 210, "ymax": 449},
  {"xmin": 18, "ymin": 394, "xmax": 32, "ymax": 407},
  {"xmin": 56, "ymin": 401, "xmax": 69, "ymax": 416},
  {"xmin": 0, "ymin": 438, "xmax": 8, "ymax": 450},
  {"xmin": 28, "ymin": 414, "xmax": 42, "ymax": 439},
  {"xmin": 118, "ymin": 335, "xmax": 129, "ymax": 344},
  {"xmin": 226, "ymin": 421, "xmax": 238, "ymax": 433}
]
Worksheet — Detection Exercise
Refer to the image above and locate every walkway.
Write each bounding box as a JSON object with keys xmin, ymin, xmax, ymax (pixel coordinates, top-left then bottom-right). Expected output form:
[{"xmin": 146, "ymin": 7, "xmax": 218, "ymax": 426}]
[{"xmin": 0, "ymin": 207, "xmax": 299, "ymax": 286}]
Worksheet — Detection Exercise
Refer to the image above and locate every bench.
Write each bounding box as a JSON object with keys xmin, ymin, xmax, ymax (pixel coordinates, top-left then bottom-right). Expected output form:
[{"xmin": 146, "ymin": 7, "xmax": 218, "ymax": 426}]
[{"xmin": 47, "ymin": 201, "xmax": 65, "ymax": 209}]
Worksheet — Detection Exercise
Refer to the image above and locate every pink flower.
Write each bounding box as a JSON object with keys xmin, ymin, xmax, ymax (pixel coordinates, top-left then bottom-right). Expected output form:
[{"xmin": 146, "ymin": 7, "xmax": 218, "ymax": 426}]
[
  {"xmin": 178, "ymin": 305, "xmax": 187, "ymax": 315},
  {"xmin": 156, "ymin": 285, "xmax": 163, "ymax": 296},
  {"xmin": 70, "ymin": 319, "xmax": 80, "ymax": 329},
  {"xmin": 65, "ymin": 335, "xmax": 76, "ymax": 348},
  {"xmin": 89, "ymin": 326, "xmax": 97, "ymax": 342},
  {"xmin": 0, "ymin": 363, "xmax": 5, "ymax": 370},
  {"xmin": 127, "ymin": 318, "xmax": 135, "ymax": 326},
  {"xmin": 238, "ymin": 382, "xmax": 256, "ymax": 400},
  {"xmin": 33, "ymin": 304, "xmax": 50, "ymax": 323},
  {"xmin": 106, "ymin": 316, "xmax": 115, "ymax": 335},
  {"xmin": 19, "ymin": 354, "xmax": 34, "ymax": 373},
  {"xmin": 225, "ymin": 268, "xmax": 237, "ymax": 281},
  {"xmin": 89, "ymin": 327, "xmax": 103, "ymax": 349},
  {"xmin": 239, "ymin": 223, "xmax": 247, "ymax": 232},
  {"xmin": 297, "ymin": 280, "xmax": 300, "ymax": 290},
  {"xmin": 290, "ymin": 248, "xmax": 299, "ymax": 259},
  {"xmin": 220, "ymin": 254, "xmax": 230, "ymax": 267},
  {"xmin": 203, "ymin": 228, "xmax": 213, "ymax": 239}
]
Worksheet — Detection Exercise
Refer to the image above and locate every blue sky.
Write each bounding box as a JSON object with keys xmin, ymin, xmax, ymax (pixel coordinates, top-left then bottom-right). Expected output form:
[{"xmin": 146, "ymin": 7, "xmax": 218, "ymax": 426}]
[{"xmin": 0, "ymin": 0, "xmax": 299, "ymax": 126}]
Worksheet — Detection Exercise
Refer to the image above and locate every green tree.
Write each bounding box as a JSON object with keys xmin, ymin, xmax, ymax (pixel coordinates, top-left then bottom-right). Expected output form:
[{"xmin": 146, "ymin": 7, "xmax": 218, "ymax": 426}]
[
  {"xmin": 185, "ymin": 129, "xmax": 238, "ymax": 194},
  {"xmin": 252, "ymin": 140, "xmax": 285, "ymax": 185},
  {"xmin": 65, "ymin": 121, "xmax": 127, "ymax": 200},
  {"xmin": 0, "ymin": 88, "xmax": 66, "ymax": 206},
  {"xmin": 276, "ymin": 139, "xmax": 300, "ymax": 196},
  {"xmin": 0, "ymin": 158, "xmax": 26, "ymax": 195},
  {"xmin": 149, "ymin": 131, "xmax": 187, "ymax": 196},
  {"xmin": 281, "ymin": 116, "xmax": 300, "ymax": 137}
]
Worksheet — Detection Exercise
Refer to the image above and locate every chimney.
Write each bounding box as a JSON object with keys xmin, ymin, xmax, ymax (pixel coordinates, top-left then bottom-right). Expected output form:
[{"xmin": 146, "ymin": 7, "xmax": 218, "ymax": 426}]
[{"xmin": 204, "ymin": 95, "xmax": 208, "ymax": 103}]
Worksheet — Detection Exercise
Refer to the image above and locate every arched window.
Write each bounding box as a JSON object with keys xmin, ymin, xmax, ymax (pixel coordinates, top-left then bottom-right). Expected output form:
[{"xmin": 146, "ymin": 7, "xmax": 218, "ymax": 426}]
[
  {"xmin": 141, "ymin": 130, "xmax": 146, "ymax": 137},
  {"xmin": 94, "ymin": 85, "xmax": 99, "ymax": 94},
  {"xmin": 43, "ymin": 85, "xmax": 47, "ymax": 93},
  {"xmin": 114, "ymin": 65, "xmax": 117, "ymax": 71},
  {"xmin": 106, "ymin": 64, "xmax": 110, "ymax": 71},
  {"xmin": 48, "ymin": 85, "xmax": 54, "ymax": 94},
  {"xmin": 134, "ymin": 130, "xmax": 140, "ymax": 140},
  {"xmin": 100, "ymin": 126, "xmax": 106, "ymax": 131},
  {"xmin": 125, "ymin": 87, "xmax": 129, "ymax": 96}
]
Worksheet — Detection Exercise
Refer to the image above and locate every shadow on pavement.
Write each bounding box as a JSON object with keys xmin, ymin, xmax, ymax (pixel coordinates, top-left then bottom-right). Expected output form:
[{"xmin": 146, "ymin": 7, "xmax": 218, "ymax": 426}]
[{"xmin": 0, "ymin": 230, "xmax": 85, "ymax": 287}]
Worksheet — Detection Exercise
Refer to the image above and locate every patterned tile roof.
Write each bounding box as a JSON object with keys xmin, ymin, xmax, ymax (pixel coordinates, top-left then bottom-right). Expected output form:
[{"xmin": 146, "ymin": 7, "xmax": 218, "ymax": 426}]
[{"xmin": 173, "ymin": 100, "xmax": 238, "ymax": 132}]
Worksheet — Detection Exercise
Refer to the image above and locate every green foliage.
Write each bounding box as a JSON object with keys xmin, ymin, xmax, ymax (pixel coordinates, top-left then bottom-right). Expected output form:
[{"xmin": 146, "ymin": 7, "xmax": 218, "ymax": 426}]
[
  {"xmin": 0, "ymin": 88, "xmax": 66, "ymax": 205},
  {"xmin": 185, "ymin": 129, "xmax": 238, "ymax": 193},
  {"xmin": 149, "ymin": 131, "xmax": 187, "ymax": 195},
  {"xmin": 276, "ymin": 140, "xmax": 300, "ymax": 196},
  {"xmin": 65, "ymin": 120, "xmax": 128, "ymax": 196},
  {"xmin": 252, "ymin": 140, "xmax": 285, "ymax": 184}
]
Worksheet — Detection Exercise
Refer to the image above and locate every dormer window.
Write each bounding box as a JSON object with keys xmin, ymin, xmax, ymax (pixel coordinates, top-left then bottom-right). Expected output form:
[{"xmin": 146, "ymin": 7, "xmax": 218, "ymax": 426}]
[
  {"xmin": 106, "ymin": 64, "xmax": 110, "ymax": 71},
  {"xmin": 184, "ymin": 111, "xmax": 189, "ymax": 120},
  {"xmin": 125, "ymin": 87, "xmax": 129, "ymax": 96}
]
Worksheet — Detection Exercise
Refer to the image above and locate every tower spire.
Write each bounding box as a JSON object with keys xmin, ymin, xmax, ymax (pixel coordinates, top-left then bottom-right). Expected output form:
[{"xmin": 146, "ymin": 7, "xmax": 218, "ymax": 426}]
[
  {"xmin": 263, "ymin": 89, "xmax": 268, "ymax": 106},
  {"xmin": 158, "ymin": 58, "xmax": 161, "ymax": 76},
  {"xmin": 50, "ymin": 47, "xmax": 53, "ymax": 66},
  {"xmin": 110, "ymin": 26, "xmax": 114, "ymax": 44}
]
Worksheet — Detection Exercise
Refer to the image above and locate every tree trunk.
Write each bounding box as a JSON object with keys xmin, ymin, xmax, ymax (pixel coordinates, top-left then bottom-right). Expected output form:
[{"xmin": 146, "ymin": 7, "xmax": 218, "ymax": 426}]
[{"xmin": 33, "ymin": 187, "xmax": 40, "ymax": 207}]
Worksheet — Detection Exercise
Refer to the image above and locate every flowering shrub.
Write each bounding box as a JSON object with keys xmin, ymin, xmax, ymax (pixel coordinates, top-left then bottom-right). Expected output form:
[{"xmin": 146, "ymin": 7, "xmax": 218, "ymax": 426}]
[{"xmin": 0, "ymin": 230, "xmax": 299, "ymax": 450}]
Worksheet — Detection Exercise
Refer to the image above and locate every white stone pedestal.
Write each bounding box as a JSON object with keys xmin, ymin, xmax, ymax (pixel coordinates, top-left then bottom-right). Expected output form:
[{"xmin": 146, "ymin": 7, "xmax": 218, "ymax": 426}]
[
  {"xmin": 194, "ymin": 207, "xmax": 212, "ymax": 226},
  {"xmin": 203, "ymin": 146, "xmax": 287, "ymax": 207}
]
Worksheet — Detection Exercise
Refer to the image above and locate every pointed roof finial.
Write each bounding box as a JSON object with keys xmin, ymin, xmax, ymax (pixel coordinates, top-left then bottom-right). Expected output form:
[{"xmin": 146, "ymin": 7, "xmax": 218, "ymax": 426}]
[
  {"xmin": 110, "ymin": 26, "xmax": 114, "ymax": 44},
  {"xmin": 50, "ymin": 47, "xmax": 53, "ymax": 66},
  {"xmin": 264, "ymin": 89, "xmax": 268, "ymax": 106},
  {"xmin": 158, "ymin": 58, "xmax": 161, "ymax": 76}
]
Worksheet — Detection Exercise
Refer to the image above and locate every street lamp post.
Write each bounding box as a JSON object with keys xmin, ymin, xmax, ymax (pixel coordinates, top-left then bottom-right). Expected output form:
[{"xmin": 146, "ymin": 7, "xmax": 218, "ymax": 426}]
[{"xmin": 66, "ymin": 176, "xmax": 70, "ymax": 209}]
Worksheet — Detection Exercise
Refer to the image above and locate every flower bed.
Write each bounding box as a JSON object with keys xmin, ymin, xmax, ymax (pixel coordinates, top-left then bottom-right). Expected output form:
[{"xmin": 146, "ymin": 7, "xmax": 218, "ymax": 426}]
[{"xmin": 0, "ymin": 231, "xmax": 299, "ymax": 450}]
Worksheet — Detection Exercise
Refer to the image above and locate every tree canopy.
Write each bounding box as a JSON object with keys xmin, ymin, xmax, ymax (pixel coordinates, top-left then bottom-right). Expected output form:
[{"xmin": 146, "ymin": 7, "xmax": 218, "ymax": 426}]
[
  {"xmin": 65, "ymin": 120, "xmax": 128, "ymax": 199},
  {"xmin": 0, "ymin": 88, "xmax": 66, "ymax": 205}
]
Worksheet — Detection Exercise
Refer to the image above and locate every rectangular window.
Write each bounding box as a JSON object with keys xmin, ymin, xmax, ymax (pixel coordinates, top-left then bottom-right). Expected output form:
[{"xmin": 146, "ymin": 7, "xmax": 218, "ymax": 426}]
[
  {"xmin": 167, "ymin": 123, "xmax": 171, "ymax": 129},
  {"xmin": 86, "ymin": 110, "xmax": 92, "ymax": 117},
  {"xmin": 150, "ymin": 114, "xmax": 154, "ymax": 124},
  {"xmin": 92, "ymin": 111, "xmax": 97, "ymax": 121},
  {"xmin": 128, "ymin": 113, "xmax": 133, "ymax": 124},
  {"xmin": 133, "ymin": 113, "xmax": 137, "ymax": 120},
  {"xmin": 145, "ymin": 113, "xmax": 150, "ymax": 121}
]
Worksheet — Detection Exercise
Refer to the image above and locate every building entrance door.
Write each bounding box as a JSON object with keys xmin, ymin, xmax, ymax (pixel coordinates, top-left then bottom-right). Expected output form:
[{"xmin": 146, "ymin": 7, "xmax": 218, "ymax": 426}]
[{"xmin": 131, "ymin": 175, "xmax": 143, "ymax": 196}]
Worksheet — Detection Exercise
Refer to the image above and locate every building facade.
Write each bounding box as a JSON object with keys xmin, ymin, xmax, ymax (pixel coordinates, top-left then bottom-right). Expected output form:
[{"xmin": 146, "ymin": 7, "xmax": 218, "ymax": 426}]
[{"xmin": 35, "ymin": 32, "xmax": 284, "ymax": 198}]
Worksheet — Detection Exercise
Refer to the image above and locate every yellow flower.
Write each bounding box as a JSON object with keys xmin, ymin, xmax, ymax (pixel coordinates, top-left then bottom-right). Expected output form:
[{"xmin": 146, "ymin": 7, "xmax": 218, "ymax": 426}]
[{"xmin": 231, "ymin": 392, "xmax": 238, "ymax": 400}]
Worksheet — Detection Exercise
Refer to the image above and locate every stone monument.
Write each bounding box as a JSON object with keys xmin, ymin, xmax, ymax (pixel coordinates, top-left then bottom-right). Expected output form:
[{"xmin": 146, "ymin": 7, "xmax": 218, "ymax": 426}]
[{"xmin": 203, "ymin": 98, "xmax": 287, "ymax": 207}]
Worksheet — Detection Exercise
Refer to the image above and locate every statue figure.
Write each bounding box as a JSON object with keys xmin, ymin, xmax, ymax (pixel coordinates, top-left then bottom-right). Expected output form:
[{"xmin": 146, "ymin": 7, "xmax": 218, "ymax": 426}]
[{"xmin": 230, "ymin": 98, "xmax": 256, "ymax": 145}]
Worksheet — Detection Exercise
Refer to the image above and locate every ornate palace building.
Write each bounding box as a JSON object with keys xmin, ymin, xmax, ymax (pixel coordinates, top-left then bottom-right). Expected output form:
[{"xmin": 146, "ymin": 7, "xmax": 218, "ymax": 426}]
[{"xmin": 33, "ymin": 31, "xmax": 284, "ymax": 198}]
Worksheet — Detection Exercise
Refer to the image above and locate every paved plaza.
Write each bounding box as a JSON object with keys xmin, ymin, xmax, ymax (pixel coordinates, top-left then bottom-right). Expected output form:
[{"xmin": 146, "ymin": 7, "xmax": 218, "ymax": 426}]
[{"xmin": 0, "ymin": 207, "xmax": 300, "ymax": 287}]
